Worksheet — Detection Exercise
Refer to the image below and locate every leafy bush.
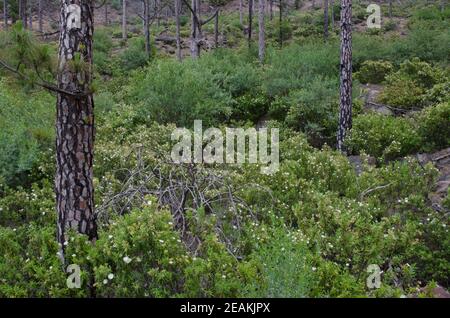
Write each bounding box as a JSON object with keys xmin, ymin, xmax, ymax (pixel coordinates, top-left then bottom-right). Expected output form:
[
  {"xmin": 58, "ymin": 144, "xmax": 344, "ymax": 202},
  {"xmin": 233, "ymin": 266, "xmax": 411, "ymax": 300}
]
[
  {"xmin": 347, "ymin": 114, "xmax": 421, "ymax": 161},
  {"xmin": 120, "ymin": 37, "xmax": 151, "ymax": 71},
  {"xmin": 416, "ymin": 102, "xmax": 450, "ymax": 152},
  {"xmin": 379, "ymin": 58, "xmax": 448, "ymax": 109},
  {"xmin": 355, "ymin": 60, "xmax": 393, "ymax": 84}
]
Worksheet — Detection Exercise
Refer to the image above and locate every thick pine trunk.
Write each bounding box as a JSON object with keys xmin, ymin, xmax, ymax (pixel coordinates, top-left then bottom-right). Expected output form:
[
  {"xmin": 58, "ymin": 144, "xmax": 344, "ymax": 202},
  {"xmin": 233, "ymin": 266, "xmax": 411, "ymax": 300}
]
[
  {"xmin": 258, "ymin": 0, "xmax": 265, "ymax": 63},
  {"xmin": 122, "ymin": 0, "xmax": 127, "ymax": 41},
  {"xmin": 175, "ymin": 0, "xmax": 182, "ymax": 60},
  {"xmin": 337, "ymin": 0, "xmax": 352, "ymax": 152},
  {"xmin": 324, "ymin": 0, "xmax": 329, "ymax": 40},
  {"xmin": 56, "ymin": 0, "xmax": 97, "ymax": 249}
]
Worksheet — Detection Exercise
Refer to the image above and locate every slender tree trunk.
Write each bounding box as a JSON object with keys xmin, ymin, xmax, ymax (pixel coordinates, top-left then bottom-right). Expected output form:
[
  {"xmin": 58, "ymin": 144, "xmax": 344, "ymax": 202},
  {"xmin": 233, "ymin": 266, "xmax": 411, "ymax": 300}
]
[
  {"xmin": 38, "ymin": 0, "xmax": 43, "ymax": 33},
  {"xmin": 248, "ymin": 0, "xmax": 253, "ymax": 47},
  {"xmin": 389, "ymin": 0, "xmax": 392, "ymax": 18},
  {"xmin": 239, "ymin": 0, "xmax": 243, "ymax": 25},
  {"xmin": 20, "ymin": 0, "xmax": 28, "ymax": 28},
  {"xmin": 324, "ymin": 0, "xmax": 329, "ymax": 40},
  {"xmin": 337, "ymin": 0, "xmax": 352, "ymax": 152},
  {"xmin": 3, "ymin": 0, "xmax": 7, "ymax": 29},
  {"xmin": 190, "ymin": 0, "xmax": 201, "ymax": 58},
  {"xmin": 312, "ymin": 0, "xmax": 315, "ymax": 9},
  {"xmin": 175, "ymin": 0, "xmax": 182, "ymax": 60},
  {"xmin": 269, "ymin": 0, "xmax": 273, "ymax": 20},
  {"xmin": 122, "ymin": 0, "xmax": 127, "ymax": 41},
  {"xmin": 104, "ymin": 1, "xmax": 108, "ymax": 25},
  {"xmin": 214, "ymin": 9, "xmax": 219, "ymax": 48},
  {"xmin": 330, "ymin": 0, "xmax": 334, "ymax": 30},
  {"xmin": 442, "ymin": 0, "xmax": 447, "ymax": 12},
  {"xmin": 279, "ymin": 0, "xmax": 282, "ymax": 48},
  {"xmin": 258, "ymin": 0, "xmax": 265, "ymax": 63},
  {"xmin": 56, "ymin": 0, "xmax": 97, "ymax": 251},
  {"xmin": 28, "ymin": 3, "xmax": 32, "ymax": 29},
  {"xmin": 143, "ymin": 0, "xmax": 150, "ymax": 57}
]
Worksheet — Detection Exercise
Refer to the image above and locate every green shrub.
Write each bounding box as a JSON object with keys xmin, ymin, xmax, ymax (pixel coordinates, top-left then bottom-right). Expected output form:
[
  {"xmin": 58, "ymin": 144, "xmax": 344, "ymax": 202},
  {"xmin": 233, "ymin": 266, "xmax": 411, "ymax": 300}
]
[
  {"xmin": 355, "ymin": 60, "xmax": 393, "ymax": 84},
  {"xmin": 416, "ymin": 102, "xmax": 450, "ymax": 151},
  {"xmin": 379, "ymin": 58, "xmax": 449, "ymax": 109},
  {"xmin": 347, "ymin": 114, "xmax": 421, "ymax": 161}
]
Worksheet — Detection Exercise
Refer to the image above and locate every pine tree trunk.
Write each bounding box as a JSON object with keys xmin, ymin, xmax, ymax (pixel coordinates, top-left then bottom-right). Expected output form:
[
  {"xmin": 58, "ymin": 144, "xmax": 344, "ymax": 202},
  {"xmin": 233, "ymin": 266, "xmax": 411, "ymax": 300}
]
[
  {"xmin": 38, "ymin": 0, "xmax": 43, "ymax": 33},
  {"xmin": 122, "ymin": 0, "xmax": 127, "ymax": 41},
  {"xmin": 269, "ymin": 0, "xmax": 273, "ymax": 20},
  {"xmin": 248, "ymin": 0, "xmax": 253, "ymax": 46},
  {"xmin": 258, "ymin": 0, "xmax": 265, "ymax": 63},
  {"xmin": 28, "ymin": 4, "xmax": 32, "ymax": 29},
  {"xmin": 20, "ymin": 0, "xmax": 28, "ymax": 28},
  {"xmin": 279, "ymin": 0, "xmax": 282, "ymax": 48},
  {"xmin": 239, "ymin": 0, "xmax": 243, "ymax": 24},
  {"xmin": 3, "ymin": 0, "xmax": 7, "ymax": 29},
  {"xmin": 214, "ymin": 9, "xmax": 219, "ymax": 48},
  {"xmin": 175, "ymin": 0, "xmax": 182, "ymax": 61},
  {"xmin": 104, "ymin": 1, "xmax": 108, "ymax": 25},
  {"xmin": 190, "ymin": 0, "xmax": 201, "ymax": 58},
  {"xmin": 56, "ymin": 0, "xmax": 97, "ymax": 250},
  {"xmin": 337, "ymin": 0, "xmax": 352, "ymax": 152},
  {"xmin": 324, "ymin": 0, "xmax": 329, "ymax": 40},
  {"xmin": 389, "ymin": 0, "xmax": 392, "ymax": 18},
  {"xmin": 330, "ymin": 0, "xmax": 334, "ymax": 30},
  {"xmin": 143, "ymin": 0, "xmax": 150, "ymax": 57}
]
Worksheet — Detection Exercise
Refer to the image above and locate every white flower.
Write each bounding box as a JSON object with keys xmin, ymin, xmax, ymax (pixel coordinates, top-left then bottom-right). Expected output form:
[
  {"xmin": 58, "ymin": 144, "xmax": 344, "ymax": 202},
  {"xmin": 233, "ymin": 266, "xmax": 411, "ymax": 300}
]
[
  {"xmin": 123, "ymin": 256, "xmax": 132, "ymax": 264},
  {"xmin": 71, "ymin": 254, "xmax": 76, "ymax": 258},
  {"xmin": 169, "ymin": 260, "xmax": 174, "ymax": 265},
  {"xmin": 42, "ymin": 211, "xmax": 46, "ymax": 215},
  {"xmin": 222, "ymin": 275, "xmax": 226, "ymax": 279},
  {"xmin": 312, "ymin": 267, "xmax": 317, "ymax": 271},
  {"xmin": 63, "ymin": 241, "xmax": 69, "ymax": 246},
  {"xmin": 159, "ymin": 240, "xmax": 164, "ymax": 243},
  {"xmin": 108, "ymin": 235, "xmax": 113, "ymax": 239},
  {"xmin": 103, "ymin": 279, "xmax": 108, "ymax": 285},
  {"xmin": 108, "ymin": 273, "xmax": 114, "ymax": 280}
]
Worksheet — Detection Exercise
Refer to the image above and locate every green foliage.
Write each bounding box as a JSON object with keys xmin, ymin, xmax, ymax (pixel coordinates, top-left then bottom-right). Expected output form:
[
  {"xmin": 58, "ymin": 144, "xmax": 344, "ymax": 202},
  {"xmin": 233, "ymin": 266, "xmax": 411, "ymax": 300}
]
[
  {"xmin": 347, "ymin": 114, "xmax": 421, "ymax": 161},
  {"xmin": 355, "ymin": 60, "xmax": 393, "ymax": 84},
  {"xmin": 415, "ymin": 102, "xmax": 450, "ymax": 152},
  {"xmin": 379, "ymin": 58, "xmax": 449, "ymax": 109},
  {"xmin": 0, "ymin": 79, "xmax": 54, "ymax": 186},
  {"xmin": 119, "ymin": 37, "xmax": 151, "ymax": 71}
]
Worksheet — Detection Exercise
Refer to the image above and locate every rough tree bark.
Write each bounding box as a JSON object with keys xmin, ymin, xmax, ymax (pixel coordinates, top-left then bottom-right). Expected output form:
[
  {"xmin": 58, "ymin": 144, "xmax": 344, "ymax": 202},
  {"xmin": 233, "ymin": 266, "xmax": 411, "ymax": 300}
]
[
  {"xmin": 56, "ymin": 0, "xmax": 97, "ymax": 249},
  {"xmin": 248, "ymin": 0, "xmax": 252, "ymax": 46},
  {"xmin": 175, "ymin": 0, "xmax": 182, "ymax": 60},
  {"xmin": 337, "ymin": 0, "xmax": 352, "ymax": 152},
  {"xmin": 122, "ymin": 0, "xmax": 127, "ymax": 41},
  {"xmin": 324, "ymin": 0, "xmax": 329, "ymax": 40},
  {"xmin": 258, "ymin": 0, "xmax": 265, "ymax": 63}
]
